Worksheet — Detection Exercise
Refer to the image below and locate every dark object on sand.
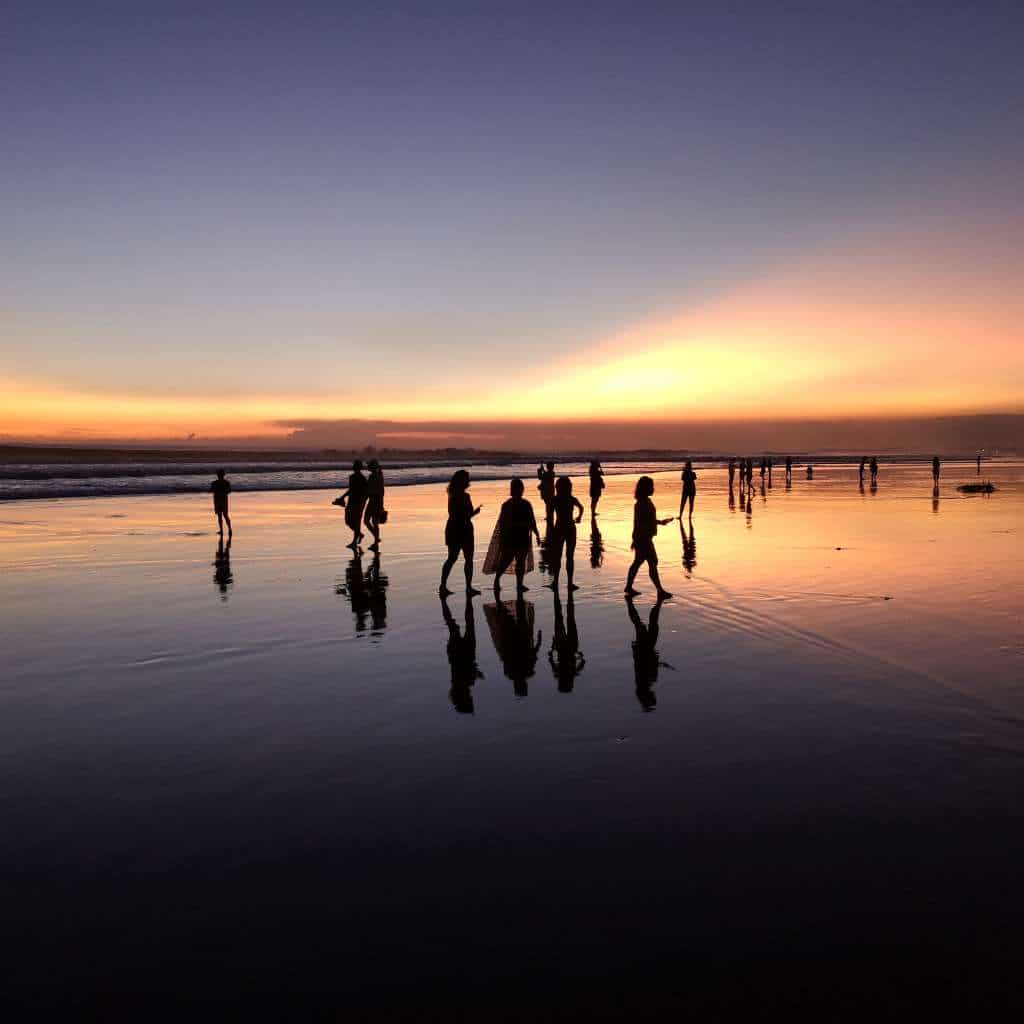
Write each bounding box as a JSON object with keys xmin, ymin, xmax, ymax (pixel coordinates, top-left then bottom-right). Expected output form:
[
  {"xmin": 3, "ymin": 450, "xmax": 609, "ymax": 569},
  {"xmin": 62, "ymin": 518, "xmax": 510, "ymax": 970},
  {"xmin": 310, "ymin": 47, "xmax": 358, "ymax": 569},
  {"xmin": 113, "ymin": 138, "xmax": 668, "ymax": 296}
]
[{"xmin": 957, "ymin": 482, "xmax": 996, "ymax": 494}]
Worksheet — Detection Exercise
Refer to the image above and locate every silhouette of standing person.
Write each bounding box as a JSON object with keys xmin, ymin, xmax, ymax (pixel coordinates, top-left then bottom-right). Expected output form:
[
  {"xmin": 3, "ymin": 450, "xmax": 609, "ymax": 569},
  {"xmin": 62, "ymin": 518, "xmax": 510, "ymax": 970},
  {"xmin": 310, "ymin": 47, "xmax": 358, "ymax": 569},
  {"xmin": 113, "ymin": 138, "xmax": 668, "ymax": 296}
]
[
  {"xmin": 588, "ymin": 460, "xmax": 605, "ymax": 516},
  {"xmin": 759, "ymin": 457, "xmax": 766, "ymax": 483},
  {"xmin": 485, "ymin": 478, "xmax": 541, "ymax": 597},
  {"xmin": 767, "ymin": 457, "xmax": 773, "ymax": 487},
  {"xmin": 363, "ymin": 459, "xmax": 385, "ymax": 551},
  {"xmin": 785, "ymin": 455, "xmax": 792, "ymax": 483},
  {"xmin": 680, "ymin": 519, "xmax": 696, "ymax": 575},
  {"xmin": 859, "ymin": 456, "xmax": 867, "ymax": 485},
  {"xmin": 976, "ymin": 451, "xmax": 982, "ymax": 475},
  {"xmin": 932, "ymin": 456, "xmax": 941, "ymax": 485},
  {"xmin": 679, "ymin": 459, "xmax": 697, "ymax": 521},
  {"xmin": 537, "ymin": 461, "xmax": 556, "ymax": 523},
  {"xmin": 746, "ymin": 458, "xmax": 754, "ymax": 491},
  {"xmin": 870, "ymin": 456, "xmax": 879, "ymax": 484},
  {"xmin": 337, "ymin": 460, "xmax": 368, "ymax": 549},
  {"xmin": 212, "ymin": 537, "xmax": 233, "ymax": 600},
  {"xmin": 485, "ymin": 597, "xmax": 541, "ymax": 696},
  {"xmin": 806, "ymin": 464, "xmax": 814, "ymax": 480},
  {"xmin": 440, "ymin": 469, "xmax": 481, "ymax": 596},
  {"xmin": 547, "ymin": 476, "xmax": 584, "ymax": 592},
  {"xmin": 210, "ymin": 468, "xmax": 232, "ymax": 538},
  {"xmin": 728, "ymin": 457, "xmax": 736, "ymax": 489},
  {"xmin": 625, "ymin": 476, "xmax": 673, "ymax": 599},
  {"xmin": 549, "ymin": 592, "xmax": 585, "ymax": 693},
  {"xmin": 626, "ymin": 595, "xmax": 670, "ymax": 711},
  {"xmin": 442, "ymin": 595, "xmax": 483, "ymax": 714}
]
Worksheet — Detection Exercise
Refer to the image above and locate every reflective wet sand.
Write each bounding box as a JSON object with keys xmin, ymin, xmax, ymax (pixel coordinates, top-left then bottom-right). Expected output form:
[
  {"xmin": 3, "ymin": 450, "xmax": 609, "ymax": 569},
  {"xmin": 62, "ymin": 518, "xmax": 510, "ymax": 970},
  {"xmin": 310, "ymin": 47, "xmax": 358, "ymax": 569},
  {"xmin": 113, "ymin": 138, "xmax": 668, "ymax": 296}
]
[{"xmin": 1, "ymin": 462, "xmax": 1022, "ymax": 1012}]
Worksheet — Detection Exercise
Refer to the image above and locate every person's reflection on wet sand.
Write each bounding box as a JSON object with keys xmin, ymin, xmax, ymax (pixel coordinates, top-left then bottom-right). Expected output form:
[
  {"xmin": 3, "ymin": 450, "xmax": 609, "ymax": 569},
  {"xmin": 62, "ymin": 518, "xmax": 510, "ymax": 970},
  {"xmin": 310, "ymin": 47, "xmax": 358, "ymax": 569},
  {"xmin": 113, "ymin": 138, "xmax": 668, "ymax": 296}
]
[
  {"xmin": 213, "ymin": 537, "xmax": 233, "ymax": 601},
  {"xmin": 932, "ymin": 484, "xmax": 940, "ymax": 514},
  {"xmin": 484, "ymin": 597, "xmax": 541, "ymax": 696},
  {"xmin": 442, "ymin": 595, "xmax": 483, "ymax": 714},
  {"xmin": 626, "ymin": 596, "xmax": 671, "ymax": 711},
  {"xmin": 680, "ymin": 520, "xmax": 697, "ymax": 575},
  {"xmin": 728, "ymin": 480, "xmax": 736, "ymax": 511},
  {"xmin": 549, "ymin": 591, "xmax": 585, "ymax": 693},
  {"xmin": 337, "ymin": 553, "xmax": 389, "ymax": 638},
  {"xmin": 745, "ymin": 491, "xmax": 753, "ymax": 527},
  {"xmin": 589, "ymin": 517, "xmax": 604, "ymax": 569}
]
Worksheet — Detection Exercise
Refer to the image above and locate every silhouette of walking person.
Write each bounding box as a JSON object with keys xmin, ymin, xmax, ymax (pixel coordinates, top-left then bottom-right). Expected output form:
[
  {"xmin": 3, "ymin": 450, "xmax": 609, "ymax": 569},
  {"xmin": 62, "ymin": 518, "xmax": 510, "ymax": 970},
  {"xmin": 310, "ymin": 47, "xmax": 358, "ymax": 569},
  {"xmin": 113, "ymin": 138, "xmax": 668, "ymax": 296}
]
[
  {"xmin": 624, "ymin": 476, "xmax": 673, "ymax": 599},
  {"xmin": 767, "ymin": 457, "xmax": 773, "ymax": 487},
  {"xmin": 212, "ymin": 537, "xmax": 233, "ymax": 600},
  {"xmin": 759, "ymin": 457, "xmax": 766, "ymax": 483},
  {"xmin": 626, "ymin": 595, "xmax": 670, "ymax": 711},
  {"xmin": 870, "ymin": 456, "xmax": 879, "ymax": 484},
  {"xmin": 210, "ymin": 468, "xmax": 232, "ymax": 538},
  {"xmin": 932, "ymin": 456, "xmax": 941, "ymax": 485},
  {"xmin": 537, "ymin": 461, "xmax": 556, "ymax": 523},
  {"xmin": 745, "ymin": 458, "xmax": 754, "ymax": 491},
  {"xmin": 680, "ymin": 519, "xmax": 696, "ymax": 575},
  {"xmin": 785, "ymin": 455, "xmax": 792, "ymax": 484},
  {"xmin": 588, "ymin": 460, "xmax": 605, "ymax": 516},
  {"xmin": 549, "ymin": 591, "xmax": 585, "ymax": 693},
  {"xmin": 336, "ymin": 460, "xmax": 368, "ymax": 549},
  {"xmin": 363, "ymin": 459, "xmax": 385, "ymax": 551},
  {"xmin": 976, "ymin": 451, "xmax": 982, "ymax": 475},
  {"xmin": 806, "ymin": 464, "xmax": 814, "ymax": 480},
  {"xmin": 728, "ymin": 457, "xmax": 736, "ymax": 489},
  {"xmin": 547, "ymin": 476, "xmax": 584, "ymax": 592},
  {"xmin": 485, "ymin": 597, "xmax": 541, "ymax": 697},
  {"xmin": 859, "ymin": 456, "xmax": 867, "ymax": 485},
  {"xmin": 484, "ymin": 478, "xmax": 541, "ymax": 597},
  {"xmin": 442, "ymin": 594, "xmax": 483, "ymax": 714},
  {"xmin": 440, "ymin": 469, "xmax": 481, "ymax": 596},
  {"xmin": 679, "ymin": 459, "xmax": 697, "ymax": 521}
]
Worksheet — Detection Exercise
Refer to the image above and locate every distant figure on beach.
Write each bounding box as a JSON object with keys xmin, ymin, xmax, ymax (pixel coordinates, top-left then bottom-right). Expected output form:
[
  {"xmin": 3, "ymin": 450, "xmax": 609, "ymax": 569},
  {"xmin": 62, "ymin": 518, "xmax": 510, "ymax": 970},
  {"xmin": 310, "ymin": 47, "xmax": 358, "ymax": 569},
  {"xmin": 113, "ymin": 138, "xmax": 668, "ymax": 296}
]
[
  {"xmin": 746, "ymin": 458, "xmax": 754, "ymax": 490},
  {"xmin": 680, "ymin": 519, "xmax": 696, "ymax": 575},
  {"xmin": 626, "ymin": 595, "xmax": 669, "ymax": 711},
  {"xmin": 806, "ymin": 464, "xmax": 814, "ymax": 480},
  {"xmin": 537, "ymin": 461, "xmax": 556, "ymax": 522},
  {"xmin": 483, "ymin": 478, "xmax": 541, "ymax": 597},
  {"xmin": 728, "ymin": 457, "xmax": 736, "ymax": 489},
  {"xmin": 870, "ymin": 456, "xmax": 879, "ymax": 484},
  {"xmin": 547, "ymin": 476, "xmax": 584, "ymax": 591},
  {"xmin": 932, "ymin": 456, "xmax": 941, "ymax": 485},
  {"xmin": 212, "ymin": 537, "xmax": 233, "ymax": 600},
  {"xmin": 976, "ymin": 451, "xmax": 983, "ymax": 475},
  {"xmin": 210, "ymin": 468, "xmax": 232, "ymax": 537},
  {"xmin": 760, "ymin": 457, "xmax": 766, "ymax": 482},
  {"xmin": 336, "ymin": 460, "xmax": 368, "ymax": 549},
  {"xmin": 785, "ymin": 455, "xmax": 792, "ymax": 483},
  {"xmin": 485, "ymin": 597, "xmax": 541, "ymax": 696},
  {"xmin": 549, "ymin": 592, "xmax": 584, "ymax": 693},
  {"xmin": 625, "ymin": 476, "xmax": 674, "ymax": 599},
  {"xmin": 440, "ymin": 469, "xmax": 481, "ymax": 596},
  {"xmin": 364, "ymin": 459, "xmax": 385, "ymax": 551},
  {"xmin": 441, "ymin": 595, "xmax": 483, "ymax": 714},
  {"xmin": 679, "ymin": 459, "xmax": 697, "ymax": 520},
  {"xmin": 588, "ymin": 460, "xmax": 605, "ymax": 515},
  {"xmin": 859, "ymin": 457, "xmax": 867, "ymax": 485},
  {"xmin": 767, "ymin": 457, "xmax": 773, "ymax": 487}
]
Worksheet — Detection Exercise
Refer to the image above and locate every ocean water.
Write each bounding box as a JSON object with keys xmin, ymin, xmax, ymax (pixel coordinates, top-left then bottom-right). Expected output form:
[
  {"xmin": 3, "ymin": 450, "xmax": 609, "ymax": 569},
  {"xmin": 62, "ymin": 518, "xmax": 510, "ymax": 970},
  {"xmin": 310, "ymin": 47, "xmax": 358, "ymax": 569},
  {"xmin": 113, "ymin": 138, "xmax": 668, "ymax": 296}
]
[{"xmin": 1, "ymin": 462, "xmax": 1021, "ymax": 1013}]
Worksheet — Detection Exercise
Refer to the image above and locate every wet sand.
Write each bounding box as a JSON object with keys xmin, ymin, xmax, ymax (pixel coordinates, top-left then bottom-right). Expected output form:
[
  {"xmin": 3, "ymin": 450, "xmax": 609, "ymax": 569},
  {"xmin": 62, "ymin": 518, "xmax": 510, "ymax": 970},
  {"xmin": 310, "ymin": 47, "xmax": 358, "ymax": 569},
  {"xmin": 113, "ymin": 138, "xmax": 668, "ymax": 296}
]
[{"xmin": 2, "ymin": 463, "xmax": 1022, "ymax": 1014}]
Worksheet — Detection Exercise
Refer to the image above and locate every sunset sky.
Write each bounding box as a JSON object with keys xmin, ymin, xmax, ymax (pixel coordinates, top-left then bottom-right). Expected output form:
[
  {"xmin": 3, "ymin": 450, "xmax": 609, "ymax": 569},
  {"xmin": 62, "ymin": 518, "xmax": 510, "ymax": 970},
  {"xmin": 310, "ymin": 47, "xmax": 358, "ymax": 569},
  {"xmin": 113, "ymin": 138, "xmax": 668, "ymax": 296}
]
[{"xmin": 3, "ymin": 2, "xmax": 1022, "ymax": 447}]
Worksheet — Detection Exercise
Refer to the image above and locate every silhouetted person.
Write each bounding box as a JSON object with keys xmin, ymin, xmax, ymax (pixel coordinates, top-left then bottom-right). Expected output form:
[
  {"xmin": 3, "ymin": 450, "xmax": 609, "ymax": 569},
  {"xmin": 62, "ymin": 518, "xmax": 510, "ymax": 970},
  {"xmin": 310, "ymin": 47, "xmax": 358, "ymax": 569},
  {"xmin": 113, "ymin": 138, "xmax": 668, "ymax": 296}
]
[
  {"xmin": 588, "ymin": 460, "xmax": 605, "ymax": 515},
  {"xmin": 337, "ymin": 460, "xmax": 368, "ymax": 549},
  {"xmin": 976, "ymin": 451, "xmax": 982, "ymax": 474},
  {"xmin": 589, "ymin": 518, "xmax": 604, "ymax": 569},
  {"xmin": 440, "ymin": 469, "xmax": 481, "ymax": 596},
  {"xmin": 486, "ymin": 477, "xmax": 541, "ymax": 597},
  {"xmin": 547, "ymin": 476, "xmax": 584, "ymax": 591},
  {"xmin": 932, "ymin": 456, "xmax": 940, "ymax": 485},
  {"xmin": 679, "ymin": 459, "xmax": 697, "ymax": 520},
  {"xmin": 485, "ymin": 597, "xmax": 541, "ymax": 696},
  {"xmin": 870, "ymin": 456, "xmax": 879, "ymax": 484},
  {"xmin": 746, "ymin": 458, "xmax": 754, "ymax": 490},
  {"xmin": 549, "ymin": 592, "xmax": 584, "ymax": 693},
  {"xmin": 537, "ymin": 461, "xmax": 556, "ymax": 523},
  {"xmin": 210, "ymin": 468, "xmax": 232, "ymax": 537},
  {"xmin": 626, "ymin": 595, "xmax": 670, "ymax": 711},
  {"xmin": 442, "ymin": 595, "xmax": 483, "ymax": 714},
  {"xmin": 759, "ymin": 457, "xmax": 766, "ymax": 482},
  {"xmin": 625, "ymin": 476, "xmax": 673, "ymax": 599},
  {"xmin": 364, "ymin": 459, "xmax": 385, "ymax": 550},
  {"xmin": 728, "ymin": 457, "xmax": 736, "ymax": 489},
  {"xmin": 859, "ymin": 456, "xmax": 867, "ymax": 484},
  {"xmin": 767, "ymin": 457, "xmax": 773, "ymax": 487},
  {"xmin": 785, "ymin": 455, "xmax": 792, "ymax": 483},
  {"xmin": 680, "ymin": 519, "xmax": 696, "ymax": 575},
  {"xmin": 806, "ymin": 464, "xmax": 814, "ymax": 480},
  {"xmin": 212, "ymin": 537, "xmax": 233, "ymax": 600}
]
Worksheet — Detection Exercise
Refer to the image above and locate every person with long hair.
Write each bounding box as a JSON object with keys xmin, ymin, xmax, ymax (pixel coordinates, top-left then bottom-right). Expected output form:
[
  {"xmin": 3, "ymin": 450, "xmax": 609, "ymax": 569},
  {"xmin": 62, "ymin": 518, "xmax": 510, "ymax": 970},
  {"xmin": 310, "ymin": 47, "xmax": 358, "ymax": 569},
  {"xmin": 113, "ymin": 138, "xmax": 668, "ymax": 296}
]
[
  {"xmin": 440, "ymin": 469, "xmax": 481, "ymax": 596},
  {"xmin": 547, "ymin": 476, "xmax": 584, "ymax": 592},
  {"xmin": 484, "ymin": 477, "xmax": 541, "ymax": 597},
  {"xmin": 363, "ymin": 459, "xmax": 385, "ymax": 551},
  {"xmin": 679, "ymin": 459, "xmax": 697, "ymax": 521},
  {"xmin": 588, "ymin": 460, "xmax": 605, "ymax": 515},
  {"xmin": 625, "ymin": 476, "xmax": 673, "ymax": 599}
]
